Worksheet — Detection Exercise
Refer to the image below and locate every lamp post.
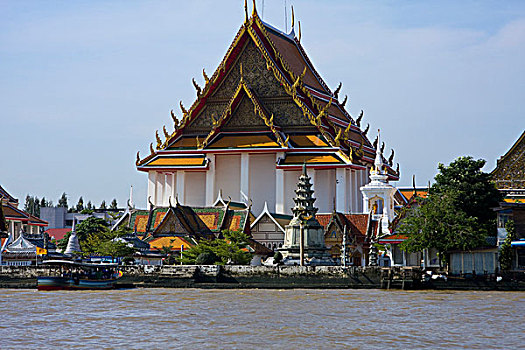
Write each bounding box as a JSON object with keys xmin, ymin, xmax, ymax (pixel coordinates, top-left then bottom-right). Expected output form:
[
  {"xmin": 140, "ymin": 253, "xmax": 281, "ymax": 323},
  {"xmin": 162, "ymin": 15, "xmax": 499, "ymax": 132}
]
[{"xmin": 299, "ymin": 220, "xmax": 304, "ymax": 267}]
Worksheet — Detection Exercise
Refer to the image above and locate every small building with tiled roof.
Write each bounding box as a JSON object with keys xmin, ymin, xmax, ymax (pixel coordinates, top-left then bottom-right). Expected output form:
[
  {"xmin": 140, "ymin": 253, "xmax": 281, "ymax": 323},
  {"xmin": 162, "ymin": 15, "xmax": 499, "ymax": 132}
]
[
  {"xmin": 250, "ymin": 202, "xmax": 292, "ymax": 251},
  {"xmin": 136, "ymin": 2, "xmax": 399, "ymax": 219},
  {"xmin": 0, "ymin": 184, "xmax": 48, "ymax": 243}
]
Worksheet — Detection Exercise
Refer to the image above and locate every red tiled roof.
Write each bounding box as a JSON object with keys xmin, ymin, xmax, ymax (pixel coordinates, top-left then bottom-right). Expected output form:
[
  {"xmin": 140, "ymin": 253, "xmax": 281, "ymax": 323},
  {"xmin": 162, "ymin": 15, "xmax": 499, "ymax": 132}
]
[
  {"xmin": 316, "ymin": 214, "xmax": 331, "ymax": 228},
  {"xmin": 45, "ymin": 228, "xmax": 71, "ymax": 241}
]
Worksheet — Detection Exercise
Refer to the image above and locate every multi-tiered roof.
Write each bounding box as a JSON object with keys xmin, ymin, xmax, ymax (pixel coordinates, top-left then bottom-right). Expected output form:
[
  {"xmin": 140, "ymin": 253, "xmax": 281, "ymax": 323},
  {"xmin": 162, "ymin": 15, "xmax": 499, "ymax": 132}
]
[{"xmin": 136, "ymin": 2, "xmax": 398, "ymax": 177}]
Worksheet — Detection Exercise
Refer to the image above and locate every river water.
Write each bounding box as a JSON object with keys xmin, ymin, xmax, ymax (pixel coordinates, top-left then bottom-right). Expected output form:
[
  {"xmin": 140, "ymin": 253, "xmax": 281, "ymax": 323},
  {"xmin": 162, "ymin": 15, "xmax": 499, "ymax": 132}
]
[{"xmin": 1, "ymin": 288, "xmax": 523, "ymax": 349}]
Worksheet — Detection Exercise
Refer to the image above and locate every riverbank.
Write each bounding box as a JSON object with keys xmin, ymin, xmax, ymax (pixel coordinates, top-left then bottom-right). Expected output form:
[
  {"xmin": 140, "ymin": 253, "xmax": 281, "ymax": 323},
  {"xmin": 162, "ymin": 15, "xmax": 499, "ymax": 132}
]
[{"xmin": 1, "ymin": 265, "xmax": 524, "ymax": 291}]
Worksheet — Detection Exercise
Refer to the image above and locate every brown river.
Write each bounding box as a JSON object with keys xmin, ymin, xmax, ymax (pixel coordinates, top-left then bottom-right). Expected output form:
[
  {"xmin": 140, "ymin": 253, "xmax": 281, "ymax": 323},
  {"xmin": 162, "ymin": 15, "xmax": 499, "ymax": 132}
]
[{"xmin": 1, "ymin": 289, "xmax": 523, "ymax": 349}]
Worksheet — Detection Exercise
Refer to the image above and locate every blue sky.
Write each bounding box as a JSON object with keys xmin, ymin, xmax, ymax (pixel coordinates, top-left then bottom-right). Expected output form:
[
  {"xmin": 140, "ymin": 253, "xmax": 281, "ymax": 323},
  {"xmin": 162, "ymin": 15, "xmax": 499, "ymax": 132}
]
[{"xmin": 1, "ymin": 0, "xmax": 524, "ymax": 209}]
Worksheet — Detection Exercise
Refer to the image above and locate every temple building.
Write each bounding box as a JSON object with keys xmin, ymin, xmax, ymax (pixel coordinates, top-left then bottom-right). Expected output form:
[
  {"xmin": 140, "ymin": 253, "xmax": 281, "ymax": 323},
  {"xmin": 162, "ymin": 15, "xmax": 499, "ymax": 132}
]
[
  {"xmin": 492, "ymin": 130, "xmax": 525, "ymax": 270},
  {"xmin": 136, "ymin": 2, "xmax": 399, "ymax": 217},
  {"xmin": 0, "ymin": 185, "xmax": 48, "ymax": 241}
]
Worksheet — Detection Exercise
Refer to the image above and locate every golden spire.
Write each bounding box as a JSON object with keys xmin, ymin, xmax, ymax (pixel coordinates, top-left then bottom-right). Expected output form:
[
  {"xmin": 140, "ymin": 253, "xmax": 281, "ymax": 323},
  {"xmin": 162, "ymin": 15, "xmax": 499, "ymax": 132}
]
[
  {"xmin": 180, "ymin": 101, "xmax": 188, "ymax": 116},
  {"xmin": 155, "ymin": 130, "xmax": 162, "ymax": 149},
  {"xmin": 192, "ymin": 78, "xmax": 202, "ymax": 97},
  {"xmin": 202, "ymin": 68, "xmax": 210, "ymax": 85},
  {"xmin": 356, "ymin": 110, "xmax": 363, "ymax": 127},
  {"xmin": 171, "ymin": 110, "xmax": 179, "ymax": 128},
  {"xmin": 244, "ymin": 0, "xmax": 249, "ymax": 23},
  {"xmin": 252, "ymin": 0, "xmax": 257, "ymax": 17},
  {"xmin": 363, "ymin": 123, "xmax": 370, "ymax": 136},
  {"xmin": 341, "ymin": 95, "xmax": 348, "ymax": 107},
  {"xmin": 334, "ymin": 82, "xmax": 342, "ymax": 99},
  {"xmin": 298, "ymin": 21, "xmax": 302, "ymax": 41}
]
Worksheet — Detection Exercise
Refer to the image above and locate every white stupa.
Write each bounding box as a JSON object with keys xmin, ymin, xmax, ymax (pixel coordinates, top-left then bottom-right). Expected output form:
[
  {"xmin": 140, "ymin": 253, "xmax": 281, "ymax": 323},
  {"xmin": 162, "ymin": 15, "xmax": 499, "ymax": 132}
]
[
  {"xmin": 64, "ymin": 221, "xmax": 81, "ymax": 255},
  {"xmin": 360, "ymin": 130, "xmax": 397, "ymax": 235}
]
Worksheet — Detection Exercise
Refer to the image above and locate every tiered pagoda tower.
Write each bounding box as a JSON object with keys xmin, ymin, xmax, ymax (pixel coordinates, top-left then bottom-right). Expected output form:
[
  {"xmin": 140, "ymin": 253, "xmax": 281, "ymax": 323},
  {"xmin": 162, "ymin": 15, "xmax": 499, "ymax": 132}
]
[
  {"xmin": 136, "ymin": 2, "xmax": 399, "ymax": 216},
  {"xmin": 280, "ymin": 164, "xmax": 330, "ymax": 263}
]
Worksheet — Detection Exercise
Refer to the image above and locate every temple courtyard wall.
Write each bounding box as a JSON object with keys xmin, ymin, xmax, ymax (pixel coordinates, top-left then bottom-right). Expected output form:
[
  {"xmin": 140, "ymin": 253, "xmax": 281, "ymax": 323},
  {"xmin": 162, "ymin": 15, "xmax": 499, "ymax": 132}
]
[{"xmin": 1, "ymin": 265, "xmax": 524, "ymax": 291}]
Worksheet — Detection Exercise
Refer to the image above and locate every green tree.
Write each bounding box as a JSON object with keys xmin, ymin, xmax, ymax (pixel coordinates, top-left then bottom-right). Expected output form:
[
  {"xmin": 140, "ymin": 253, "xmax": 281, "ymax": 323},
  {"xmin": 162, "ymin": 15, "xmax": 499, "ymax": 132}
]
[
  {"xmin": 431, "ymin": 156, "xmax": 503, "ymax": 236},
  {"xmin": 110, "ymin": 199, "xmax": 118, "ymax": 210},
  {"xmin": 399, "ymin": 157, "xmax": 502, "ymax": 266},
  {"xmin": 99, "ymin": 200, "xmax": 107, "ymax": 210},
  {"xmin": 24, "ymin": 195, "xmax": 41, "ymax": 217},
  {"xmin": 499, "ymin": 220, "xmax": 515, "ymax": 271},
  {"xmin": 180, "ymin": 229, "xmax": 252, "ymax": 265},
  {"xmin": 58, "ymin": 193, "xmax": 68, "ymax": 208},
  {"xmin": 76, "ymin": 197, "xmax": 85, "ymax": 212},
  {"xmin": 40, "ymin": 197, "xmax": 47, "ymax": 208}
]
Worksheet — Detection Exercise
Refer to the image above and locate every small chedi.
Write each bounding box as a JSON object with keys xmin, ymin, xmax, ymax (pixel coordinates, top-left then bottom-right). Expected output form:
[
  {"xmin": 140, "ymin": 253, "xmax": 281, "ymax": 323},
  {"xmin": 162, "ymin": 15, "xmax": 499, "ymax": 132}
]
[{"xmin": 279, "ymin": 164, "xmax": 332, "ymax": 265}]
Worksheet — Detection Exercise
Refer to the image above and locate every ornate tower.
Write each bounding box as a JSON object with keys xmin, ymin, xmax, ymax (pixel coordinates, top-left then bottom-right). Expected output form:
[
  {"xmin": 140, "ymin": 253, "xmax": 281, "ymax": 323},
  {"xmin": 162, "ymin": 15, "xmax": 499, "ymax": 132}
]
[
  {"xmin": 280, "ymin": 164, "xmax": 331, "ymax": 264},
  {"xmin": 360, "ymin": 131, "xmax": 397, "ymax": 235}
]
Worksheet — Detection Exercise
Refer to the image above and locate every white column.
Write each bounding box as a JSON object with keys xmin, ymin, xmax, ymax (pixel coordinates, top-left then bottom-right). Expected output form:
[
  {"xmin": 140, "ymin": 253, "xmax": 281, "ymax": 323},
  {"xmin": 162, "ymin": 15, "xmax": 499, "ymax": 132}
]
[
  {"xmin": 171, "ymin": 172, "xmax": 177, "ymax": 204},
  {"xmin": 240, "ymin": 153, "xmax": 250, "ymax": 204},
  {"xmin": 10, "ymin": 220, "xmax": 15, "ymax": 236},
  {"xmin": 206, "ymin": 154, "xmax": 216, "ymax": 205},
  {"xmin": 165, "ymin": 173, "xmax": 174, "ymax": 206},
  {"xmin": 275, "ymin": 153, "xmax": 285, "ymax": 213},
  {"xmin": 147, "ymin": 171, "xmax": 157, "ymax": 209},
  {"xmin": 156, "ymin": 173, "xmax": 165, "ymax": 206},
  {"xmin": 176, "ymin": 171, "xmax": 185, "ymax": 204},
  {"xmin": 336, "ymin": 168, "xmax": 347, "ymax": 213}
]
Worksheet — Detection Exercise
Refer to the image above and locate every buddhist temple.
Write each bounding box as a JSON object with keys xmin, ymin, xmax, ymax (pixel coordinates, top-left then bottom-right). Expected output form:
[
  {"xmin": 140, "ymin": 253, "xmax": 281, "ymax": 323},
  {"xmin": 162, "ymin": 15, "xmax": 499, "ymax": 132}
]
[{"xmin": 136, "ymin": 2, "xmax": 399, "ymax": 217}]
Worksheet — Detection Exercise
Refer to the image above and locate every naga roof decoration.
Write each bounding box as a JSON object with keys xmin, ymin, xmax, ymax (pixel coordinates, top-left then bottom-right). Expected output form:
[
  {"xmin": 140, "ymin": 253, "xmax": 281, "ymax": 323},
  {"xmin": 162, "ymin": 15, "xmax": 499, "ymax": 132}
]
[{"xmin": 136, "ymin": 2, "xmax": 399, "ymax": 180}]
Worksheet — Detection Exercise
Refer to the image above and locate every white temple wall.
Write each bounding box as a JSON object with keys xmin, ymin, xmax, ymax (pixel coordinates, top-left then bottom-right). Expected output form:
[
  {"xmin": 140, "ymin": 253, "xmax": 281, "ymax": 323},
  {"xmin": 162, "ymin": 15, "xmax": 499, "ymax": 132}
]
[
  {"xmin": 284, "ymin": 170, "xmax": 301, "ymax": 215},
  {"xmin": 147, "ymin": 171, "xmax": 157, "ymax": 208},
  {"xmin": 314, "ymin": 169, "xmax": 335, "ymax": 213},
  {"xmin": 215, "ymin": 154, "xmax": 241, "ymax": 202},
  {"xmin": 155, "ymin": 173, "xmax": 165, "ymax": 206},
  {"xmin": 184, "ymin": 171, "xmax": 206, "ymax": 206},
  {"xmin": 345, "ymin": 169, "xmax": 351, "ymax": 213},
  {"xmin": 249, "ymin": 153, "xmax": 276, "ymax": 215}
]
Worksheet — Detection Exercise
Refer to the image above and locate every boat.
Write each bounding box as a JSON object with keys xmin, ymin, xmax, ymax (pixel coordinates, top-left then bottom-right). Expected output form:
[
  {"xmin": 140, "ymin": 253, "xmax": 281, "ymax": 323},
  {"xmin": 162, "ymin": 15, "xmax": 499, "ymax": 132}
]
[{"xmin": 37, "ymin": 260, "xmax": 123, "ymax": 291}]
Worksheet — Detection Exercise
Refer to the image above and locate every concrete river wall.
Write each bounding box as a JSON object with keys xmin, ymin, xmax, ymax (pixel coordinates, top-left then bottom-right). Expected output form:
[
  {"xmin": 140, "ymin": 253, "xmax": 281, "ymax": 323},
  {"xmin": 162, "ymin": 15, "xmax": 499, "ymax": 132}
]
[{"xmin": 1, "ymin": 265, "xmax": 524, "ymax": 290}]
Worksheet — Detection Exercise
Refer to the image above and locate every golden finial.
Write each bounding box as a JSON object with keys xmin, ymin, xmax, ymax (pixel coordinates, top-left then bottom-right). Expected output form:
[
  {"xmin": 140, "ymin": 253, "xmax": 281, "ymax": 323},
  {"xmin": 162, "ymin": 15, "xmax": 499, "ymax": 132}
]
[
  {"xmin": 291, "ymin": 5, "xmax": 295, "ymax": 30},
  {"xmin": 211, "ymin": 113, "xmax": 220, "ymax": 127},
  {"xmin": 269, "ymin": 113, "xmax": 274, "ymax": 126},
  {"xmin": 341, "ymin": 95, "xmax": 348, "ymax": 107},
  {"xmin": 348, "ymin": 146, "xmax": 354, "ymax": 162},
  {"xmin": 149, "ymin": 142, "xmax": 154, "ymax": 155},
  {"xmin": 356, "ymin": 110, "xmax": 363, "ymax": 127},
  {"xmin": 163, "ymin": 125, "xmax": 169, "ymax": 139},
  {"xmin": 334, "ymin": 127, "xmax": 343, "ymax": 146},
  {"xmin": 298, "ymin": 21, "xmax": 301, "ymax": 41},
  {"xmin": 171, "ymin": 109, "xmax": 179, "ymax": 129},
  {"xmin": 344, "ymin": 121, "xmax": 352, "ymax": 138},
  {"xmin": 136, "ymin": 151, "xmax": 140, "ymax": 165},
  {"xmin": 334, "ymin": 82, "xmax": 342, "ymax": 99},
  {"xmin": 180, "ymin": 101, "xmax": 188, "ymax": 116},
  {"xmin": 381, "ymin": 142, "xmax": 385, "ymax": 154},
  {"xmin": 244, "ymin": 0, "xmax": 249, "ymax": 23},
  {"xmin": 252, "ymin": 0, "xmax": 257, "ymax": 16},
  {"xmin": 155, "ymin": 130, "xmax": 162, "ymax": 149},
  {"xmin": 317, "ymin": 98, "xmax": 332, "ymax": 119},
  {"xmin": 293, "ymin": 66, "xmax": 306, "ymax": 90},
  {"xmin": 202, "ymin": 68, "xmax": 209, "ymax": 85},
  {"xmin": 363, "ymin": 123, "xmax": 369, "ymax": 136},
  {"xmin": 192, "ymin": 78, "xmax": 202, "ymax": 97},
  {"xmin": 196, "ymin": 136, "xmax": 203, "ymax": 149},
  {"xmin": 388, "ymin": 149, "xmax": 395, "ymax": 166},
  {"xmin": 396, "ymin": 163, "xmax": 400, "ymax": 175}
]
